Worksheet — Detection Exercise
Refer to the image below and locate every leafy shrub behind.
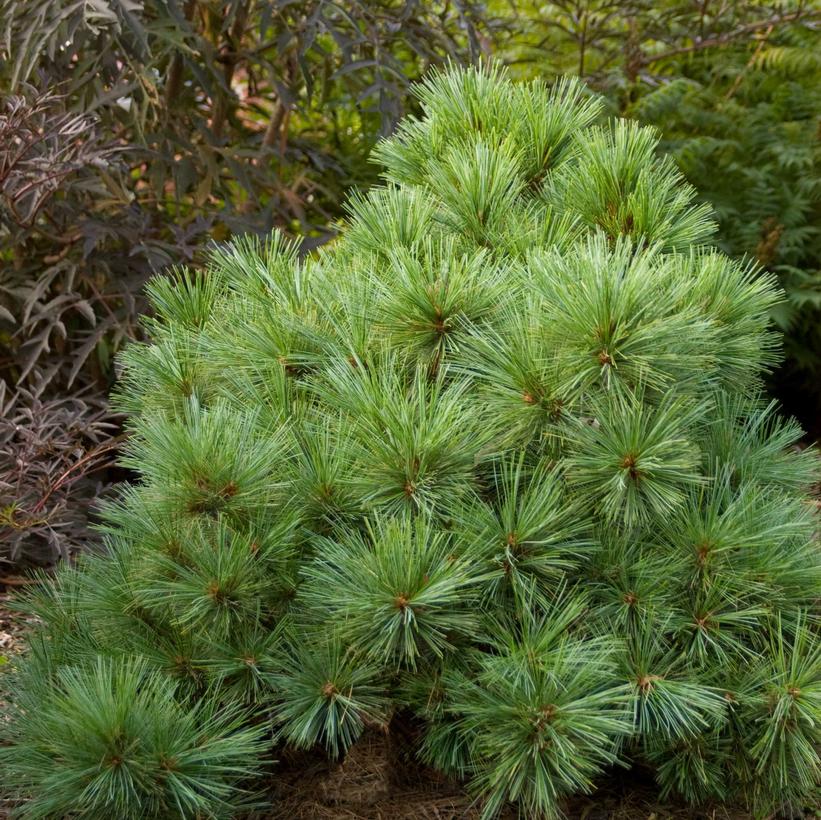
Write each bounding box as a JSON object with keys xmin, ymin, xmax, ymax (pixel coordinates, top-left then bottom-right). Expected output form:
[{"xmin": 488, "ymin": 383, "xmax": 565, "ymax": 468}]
[
  {"xmin": 0, "ymin": 384, "xmax": 121, "ymax": 567},
  {"xmin": 0, "ymin": 0, "xmax": 491, "ymax": 394}
]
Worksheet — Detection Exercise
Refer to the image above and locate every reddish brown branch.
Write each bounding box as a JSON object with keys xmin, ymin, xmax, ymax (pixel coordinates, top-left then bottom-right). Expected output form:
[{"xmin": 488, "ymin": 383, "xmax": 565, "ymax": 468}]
[
  {"xmin": 637, "ymin": 8, "xmax": 820, "ymax": 66},
  {"xmin": 29, "ymin": 436, "xmax": 124, "ymax": 517}
]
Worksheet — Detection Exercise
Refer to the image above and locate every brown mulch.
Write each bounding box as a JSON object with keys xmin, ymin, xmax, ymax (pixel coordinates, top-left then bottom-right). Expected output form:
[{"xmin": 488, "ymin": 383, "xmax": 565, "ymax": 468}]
[
  {"xmin": 0, "ymin": 585, "xmax": 35, "ymax": 660},
  {"xmin": 0, "ymin": 581, "xmax": 38, "ymax": 711},
  {"xmin": 1, "ymin": 580, "xmax": 39, "ymax": 820},
  {"xmin": 264, "ymin": 733, "xmax": 761, "ymax": 820},
  {"xmin": 266, "ymin": 732, "xmax": 504, "ymax": 820}
]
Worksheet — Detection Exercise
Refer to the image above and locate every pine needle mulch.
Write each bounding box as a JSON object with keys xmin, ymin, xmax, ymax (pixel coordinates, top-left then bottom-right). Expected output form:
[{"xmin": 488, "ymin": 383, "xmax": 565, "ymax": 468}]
[
  {"xmin": 0, "ymin": 580, "xmax": 40, "ymax": 820},
  {"xmin": 0, "ymin": 578, "xmax": 36, "ymax": 656},
  {"xmin": 0, "ymin": 580, "xmax": 38, "ymax": 708},
  {"xmin": 264, "ymin": 731, "xmax": 765, "ymax": 820}
]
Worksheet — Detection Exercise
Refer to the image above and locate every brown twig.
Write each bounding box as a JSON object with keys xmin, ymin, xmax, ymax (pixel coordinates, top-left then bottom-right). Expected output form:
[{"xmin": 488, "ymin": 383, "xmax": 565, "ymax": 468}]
[
  {"xmin": 724, "ymin": 25, "xmax": 773, "ymax": 100},
  {"xmin": 637, "ymin": 8, "xmax": 820, "ymax": 66},
  {"xmin": 29, "ymin": 435, "xmax": 124, "ymax": 517}
]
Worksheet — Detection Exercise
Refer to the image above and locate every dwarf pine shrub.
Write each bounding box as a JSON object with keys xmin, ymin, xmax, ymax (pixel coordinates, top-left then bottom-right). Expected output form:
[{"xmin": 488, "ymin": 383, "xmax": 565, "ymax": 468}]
[{"xmin": 2, "ymin": 65, "xmax": 819, "ymax": 819}]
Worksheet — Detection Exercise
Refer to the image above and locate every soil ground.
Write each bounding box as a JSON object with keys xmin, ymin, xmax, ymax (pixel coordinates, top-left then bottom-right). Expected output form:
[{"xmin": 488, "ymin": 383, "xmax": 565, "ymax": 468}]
[
  {"xmin": 0, "ymin": 582, "xmax": 38, "ymax": 819},
  {"xmin": 265, "ymin": 733, "xmax": 763, "ymax": 820}
]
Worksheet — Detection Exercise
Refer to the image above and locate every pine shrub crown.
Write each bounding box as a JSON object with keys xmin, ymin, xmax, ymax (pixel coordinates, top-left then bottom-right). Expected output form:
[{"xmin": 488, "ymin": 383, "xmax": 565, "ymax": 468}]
[{"xmin": 1, "ymin": 64, "xmax": 819, "ymax": 819}]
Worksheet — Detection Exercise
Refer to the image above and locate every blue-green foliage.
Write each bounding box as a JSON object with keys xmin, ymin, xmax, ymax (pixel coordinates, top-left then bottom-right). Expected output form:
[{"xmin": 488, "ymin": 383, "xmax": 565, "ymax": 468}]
[{"xmin": 1, "ymin": 66, "xmax": 819, "ymax": 819}]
